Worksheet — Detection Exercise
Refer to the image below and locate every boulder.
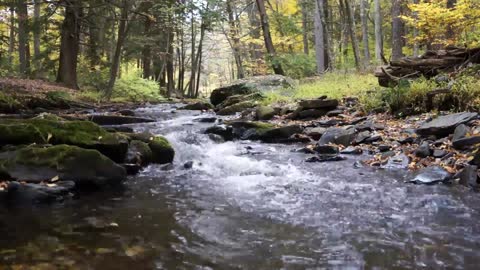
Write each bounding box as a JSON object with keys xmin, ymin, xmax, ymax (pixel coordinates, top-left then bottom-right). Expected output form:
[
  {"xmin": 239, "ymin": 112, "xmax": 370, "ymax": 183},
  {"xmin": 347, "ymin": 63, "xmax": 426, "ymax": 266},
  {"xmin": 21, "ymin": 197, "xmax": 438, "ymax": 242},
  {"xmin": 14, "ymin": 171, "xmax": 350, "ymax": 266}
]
[
  {"xmin": 125, "ymin": 140, "xmax": 153, "ymax": 166},
  {"xmin": 216, "ymin": 100, "xmax": 258, "ymax": 115},
  {"xmin": 210, "ymin": 75, "xmax": 295, "ymax": 106},
  {"xmin": 458, "ymin": 165, "xmax": 478, "ymax": 187},
  {"xmin": 304, "ymin": 127, "xmax": 327, "ymax": 140},
  {"xmin": 452, "ymin": 135, "xmax": 480, "ymax": 149},
  {"xmin": 216, "ymin": 92, "xmax": 264, "ymax": 111},
  {"xmin": 205, "ymin": 125, "xmax": 234, "ymax": 141},
  {"xmin": 296, "ymin": 109, "xmax": 328, "ymax": 119},
  {"xmin": 256, "ymin": 106, "xmax": 277, "ymax": 120},
  {"xmin": 452, "ymin": 124, "xmax": 468, "ymax": 142},
  {"xmin": 0, "ymin": 145, "xmax": 126, "ymax": 187},
  {"xmin": 416, "ymin": 112, "xmax": 478, "ymax": 137},
  {"xmin": 87, "ymin": 115, "xmax": 156, "ymax": 125},
  {"xmin": 126, "ymin": 132, "xmax": 175, "ymax": 164},
  {"xmin": 314, "ymin": 145, "xmax": 339, "ymax": 155},
  {"xmin": 298, "ymin": 99, "xmax": 339, "ymax": 110},
  {"xmin": 259, "ymin": 125, "xmax": 303, "ymax": 143},
  {"xmin": 0, "ymin": 119, "xmax": 128, "ymax": 162},
  {"xmin": 409, "ymin": 166, "xmax": 451, "ymax": 184},
  {"xmin": 318, "ymin": 127, "xmax": 356, "ymax": 146},
  {"xmin": 179, "ymin": 101, "xmax": 213, "ymax": 111}
]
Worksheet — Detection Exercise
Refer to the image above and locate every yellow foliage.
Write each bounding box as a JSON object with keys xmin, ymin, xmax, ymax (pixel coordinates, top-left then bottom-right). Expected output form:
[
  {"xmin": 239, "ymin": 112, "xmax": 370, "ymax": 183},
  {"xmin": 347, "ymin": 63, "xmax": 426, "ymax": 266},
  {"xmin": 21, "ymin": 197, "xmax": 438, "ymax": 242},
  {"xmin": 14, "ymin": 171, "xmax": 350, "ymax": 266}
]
[{"xmin": 402, "ymin": 0, "xmax": 480, "ymax": 47}]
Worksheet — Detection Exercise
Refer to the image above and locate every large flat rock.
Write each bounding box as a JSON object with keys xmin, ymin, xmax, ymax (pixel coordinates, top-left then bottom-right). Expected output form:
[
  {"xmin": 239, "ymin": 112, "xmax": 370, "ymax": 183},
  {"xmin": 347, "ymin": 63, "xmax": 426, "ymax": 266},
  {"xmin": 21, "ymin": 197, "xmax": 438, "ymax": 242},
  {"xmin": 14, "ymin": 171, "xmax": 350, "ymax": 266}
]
[{"xmin": 416, "ymin": 112, "xmax": 478, "ymax": 137}]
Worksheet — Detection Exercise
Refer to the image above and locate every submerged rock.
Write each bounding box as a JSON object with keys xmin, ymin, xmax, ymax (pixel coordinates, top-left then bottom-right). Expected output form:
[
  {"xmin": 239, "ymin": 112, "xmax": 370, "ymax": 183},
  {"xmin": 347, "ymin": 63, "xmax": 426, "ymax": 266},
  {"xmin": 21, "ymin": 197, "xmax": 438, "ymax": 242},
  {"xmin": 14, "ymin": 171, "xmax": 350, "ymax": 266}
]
[
  {"xmin": 6, "ymin": 181, "xmax": 75, "ymax": 203},
  {"xmin": 0, "ymin": 145, "xmax": 126, "ymax": 187},
  {"xmin": 382, "ymin": 154, "xmax": 410, "ymax": 170},
  {"xmin": 409, "ymin": 166, "xmax": 451, "ymax": 184},
  {"xmin": 416, "ymin": 112, "xmax": 478, "ymax": 137}
]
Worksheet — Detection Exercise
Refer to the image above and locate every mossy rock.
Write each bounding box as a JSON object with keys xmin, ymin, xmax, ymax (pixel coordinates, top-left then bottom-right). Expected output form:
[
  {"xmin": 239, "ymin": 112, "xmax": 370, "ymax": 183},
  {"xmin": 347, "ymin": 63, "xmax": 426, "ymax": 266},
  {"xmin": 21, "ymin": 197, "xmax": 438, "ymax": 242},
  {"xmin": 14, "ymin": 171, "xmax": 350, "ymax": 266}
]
[
  {"xmin": 126, "ymin": 140, "xmax": 153, "ymax": 166},
  {"xmin": 256, "ymin": 106, "xmax": 277, "ymax": 120},
  {"xmin": 210, "ymin": 75, "xmax": 294, "ymax": 106},
  {"xmin": 216, "ymin": 100, "xmax": 258, "ymax": 115},
  {"xmin": 216, "ymin": 92, "xmax": 264, "ymax": 112},
  {"xmin": 149, "ymin": 136, "xmax": 175, "ymax": 164},
  {"xmin": 0, "ymin": 119, "xmax": 128, "ymax": 162},
  {"xmin": 124, "ymin": 132, "xmax": 175, "ymax": 164},
  {"xmin": 229, "ymin": 121, "xmax": 276, "ymax": 140},
  {"xmin": 0, "ymin": 145, "xmax": 126, "ymax": 187},
  {"xmin": 0, "ymin": 92, "xmax": 23, "ymax": 113},
  {"xmin": 179, "ymin": 101, "xmax": 214, "ymax": 111}
]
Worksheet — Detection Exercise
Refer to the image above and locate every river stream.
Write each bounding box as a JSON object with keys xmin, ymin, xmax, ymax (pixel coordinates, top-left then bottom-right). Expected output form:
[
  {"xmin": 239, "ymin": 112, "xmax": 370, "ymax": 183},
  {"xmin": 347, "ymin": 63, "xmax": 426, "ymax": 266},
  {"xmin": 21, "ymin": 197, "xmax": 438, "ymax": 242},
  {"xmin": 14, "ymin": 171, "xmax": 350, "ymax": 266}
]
[{"xmin": 1, "ymin": 104, "xmax": 480, "ymax": 269}]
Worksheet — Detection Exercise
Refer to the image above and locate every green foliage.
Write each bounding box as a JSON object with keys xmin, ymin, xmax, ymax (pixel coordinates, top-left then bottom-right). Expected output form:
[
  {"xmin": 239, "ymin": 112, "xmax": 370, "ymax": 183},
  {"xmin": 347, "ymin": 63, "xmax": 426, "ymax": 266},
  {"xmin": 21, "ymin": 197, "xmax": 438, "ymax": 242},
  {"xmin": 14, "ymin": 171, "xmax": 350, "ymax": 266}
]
[
  {"xmin": 275, "ymin": 53, "xmax": 317, "ymax": 79},
  {"xmin": 263, "ymin": 72, "xmax": 378, "ymax": 105},
  {"xmin": 111, "ymin": 72, "xmax": 165, "ymax": 102}
]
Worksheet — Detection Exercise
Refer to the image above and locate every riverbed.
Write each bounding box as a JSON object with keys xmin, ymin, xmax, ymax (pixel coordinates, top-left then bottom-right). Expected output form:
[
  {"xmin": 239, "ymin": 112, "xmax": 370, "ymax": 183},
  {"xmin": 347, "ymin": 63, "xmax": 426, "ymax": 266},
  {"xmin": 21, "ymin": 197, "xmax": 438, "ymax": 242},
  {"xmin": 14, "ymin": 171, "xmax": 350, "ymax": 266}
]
[{"xmin": 1, "ymin": 104, "xmax": 480, "ymax": 269}]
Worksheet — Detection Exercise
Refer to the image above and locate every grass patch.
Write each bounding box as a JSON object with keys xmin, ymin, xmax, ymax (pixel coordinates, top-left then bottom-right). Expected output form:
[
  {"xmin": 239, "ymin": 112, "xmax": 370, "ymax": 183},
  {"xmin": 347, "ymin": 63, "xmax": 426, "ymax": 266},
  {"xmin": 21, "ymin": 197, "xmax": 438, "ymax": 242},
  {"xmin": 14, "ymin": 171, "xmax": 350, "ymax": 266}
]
[{"xmin": 263, "ymin": 72, "xmax": 378, "ymax": 105}]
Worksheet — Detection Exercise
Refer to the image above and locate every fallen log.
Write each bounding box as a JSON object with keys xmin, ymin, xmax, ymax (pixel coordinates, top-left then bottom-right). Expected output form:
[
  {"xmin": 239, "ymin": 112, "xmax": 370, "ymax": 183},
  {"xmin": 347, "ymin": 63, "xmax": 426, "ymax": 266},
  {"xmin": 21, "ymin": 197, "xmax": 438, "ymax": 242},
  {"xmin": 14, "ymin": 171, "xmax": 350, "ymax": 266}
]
[{"xmin": 375, "ymin": 46, "xmax": 480, "ymax": 87}]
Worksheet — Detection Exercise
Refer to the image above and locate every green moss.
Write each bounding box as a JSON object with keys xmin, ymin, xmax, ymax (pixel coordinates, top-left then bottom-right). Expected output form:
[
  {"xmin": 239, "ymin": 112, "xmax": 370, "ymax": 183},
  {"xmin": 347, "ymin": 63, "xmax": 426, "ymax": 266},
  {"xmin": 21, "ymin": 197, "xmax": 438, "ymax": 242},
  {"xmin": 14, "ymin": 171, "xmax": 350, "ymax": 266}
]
[
  {"xmin": 0, "ymin": 118, "xmax": 128, "ymax": 162},
  {"xmin": 230, "ymin": 121, "xmax": 276, "ymax": 136},
  {"xmin": 0, "ymin": 124, "xmax": 46, "ymax": 145},
  {"xmin": 0, "ymin": 92, "xmax": 22, "ymax": 113},
  {"xmin": 122, "ymin": 132, "xmax": 175, "ymax": 164},
  {"xmin": 0, "ymin": 144, "xmax": 126, "ymax": 184},
  {"xmin": 217, "ymin": 100, "xmax": 258, "ymax": 115},
  {"xmin": 149, "ymin": 136, "xmax": 175, "ymax": 164}
]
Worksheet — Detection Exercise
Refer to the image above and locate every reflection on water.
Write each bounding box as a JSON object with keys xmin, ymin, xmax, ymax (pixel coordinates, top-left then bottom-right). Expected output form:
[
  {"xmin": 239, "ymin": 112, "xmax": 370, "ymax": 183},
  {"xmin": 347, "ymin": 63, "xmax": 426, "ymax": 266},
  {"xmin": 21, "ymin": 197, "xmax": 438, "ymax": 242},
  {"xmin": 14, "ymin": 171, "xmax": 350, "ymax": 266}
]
[{"xmin": 1, "ymin": 104, "xmax": 480, "ymax": 269}]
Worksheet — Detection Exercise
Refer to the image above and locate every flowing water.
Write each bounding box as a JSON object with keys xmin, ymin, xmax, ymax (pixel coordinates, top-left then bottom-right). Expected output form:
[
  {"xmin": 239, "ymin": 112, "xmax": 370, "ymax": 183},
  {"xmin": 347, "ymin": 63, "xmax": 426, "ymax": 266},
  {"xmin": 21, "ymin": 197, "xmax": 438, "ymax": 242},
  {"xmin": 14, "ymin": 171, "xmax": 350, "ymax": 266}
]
[{"xmin": 1, "ymin": 104, "xmax": 480, "ymax": 269}]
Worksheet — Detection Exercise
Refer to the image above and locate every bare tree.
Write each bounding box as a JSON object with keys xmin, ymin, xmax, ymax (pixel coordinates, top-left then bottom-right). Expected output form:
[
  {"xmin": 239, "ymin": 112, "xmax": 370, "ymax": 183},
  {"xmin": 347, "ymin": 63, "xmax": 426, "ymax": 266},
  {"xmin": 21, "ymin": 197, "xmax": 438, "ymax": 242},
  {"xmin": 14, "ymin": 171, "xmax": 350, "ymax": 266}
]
[
  {"xmin": 256, "ymin": 0, "xmax": 284, "ymax": 75},
  {"xmin": 374, "ymin": 0, "xmax": 383, "ymax": 62},
  {"xmin": 360, "ymin": 0, "xmax": 370, "ymax": 66}
]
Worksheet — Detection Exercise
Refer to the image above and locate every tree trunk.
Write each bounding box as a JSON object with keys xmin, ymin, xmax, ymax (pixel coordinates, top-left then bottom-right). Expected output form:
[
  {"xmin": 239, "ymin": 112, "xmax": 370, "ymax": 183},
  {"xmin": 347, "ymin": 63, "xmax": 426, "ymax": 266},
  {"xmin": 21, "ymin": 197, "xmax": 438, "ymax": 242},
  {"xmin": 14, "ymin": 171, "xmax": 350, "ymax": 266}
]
[
  {"xmin": 445, "ymin": 0, "xmax": 457, "ymax": 41},
  {"xmin": 300, "ymin": 0, "xmax": 309, "ymax": 55},
  {"xmin": 8, "ymin": 6, "xmax": 15, "ymax": 65},
  {"xmin": 226, "ymin": 0, "xmax": 245, "ymax": 79},
  {"xmin": 360, "ymin": 0, "xmax": 370, "ymax": 66},
  {"xmin": 256, "ymin": 0, "xmax": 284, "ymax": 75},
  {"xmin": 344, "ymin": 0, "xmax": 362, "ymax": 70},
  {"xmin": 314, "ymin": 0, "xmax": 325, "ymax": 74},
  {"xmin": 391, "ymin": 0, "xmax": 404, "ymax": 61},
  {"xmin": 33, "ymin": 0, "xmax": 41, "ymax": 64},
  {"xmin": 142, "ymin": 17, "xmax": 152, "ymax": 79},
  {"xmin": 166, "ymin": 31, "xmax": 175, "ymax": 97},
  {"xmin": 56, "ymin": 0, "xmax": 82, "ymax": 89},
  {"xmin": 374, "ymin": 0, "xmax": 383, "ymax": 62},
  {"xmin": 105, "ymin": 0, "xmax": 129, "ymax": 97},
  {"xmin": 246, "ymin": 0, "xmax": 263, "ymax": 63},
  {"xmin": 412, "ymin": 0, "xmax": 419, "ymax": 57},
  {"xmin": 17, "ymin": 0, "xmax": 29, "ymax": 75}
]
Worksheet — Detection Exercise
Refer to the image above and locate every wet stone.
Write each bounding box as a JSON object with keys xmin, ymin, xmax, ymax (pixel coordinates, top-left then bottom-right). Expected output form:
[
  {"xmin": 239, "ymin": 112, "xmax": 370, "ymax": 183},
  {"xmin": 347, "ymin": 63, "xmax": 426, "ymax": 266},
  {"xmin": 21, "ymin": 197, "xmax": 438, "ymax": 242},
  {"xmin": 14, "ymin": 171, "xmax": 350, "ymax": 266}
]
[
  {"xmin": 458, "ymin": 165, "xmax": 478, "ymax": 187},
  {"xmin": 414, "ymin": 142, "xmax": 432, "ymax": 158},
  {"xmin": 382, "ymin": 154, "xmax": 410, "ymax": 170},
  {"xmin": 313, "ymin": 145, "xmax": 339, "ymax": 155},
  {"xmin": 340, "ymin": 146, "xmax": 363, "ymax": 155},
  {"xmin": 305, "ymin": 155, "xmax": 346, "ymax": 163},
  {"xmin": 410, "ymin": 166, "xmax": 451, "ymax": 185}
]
